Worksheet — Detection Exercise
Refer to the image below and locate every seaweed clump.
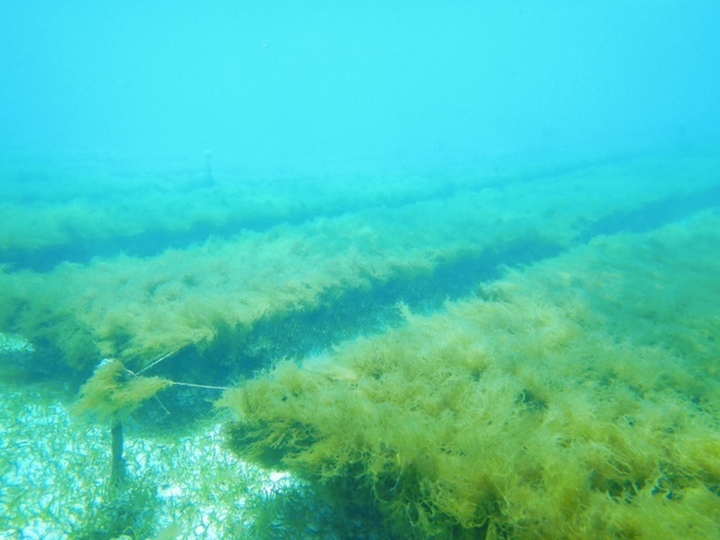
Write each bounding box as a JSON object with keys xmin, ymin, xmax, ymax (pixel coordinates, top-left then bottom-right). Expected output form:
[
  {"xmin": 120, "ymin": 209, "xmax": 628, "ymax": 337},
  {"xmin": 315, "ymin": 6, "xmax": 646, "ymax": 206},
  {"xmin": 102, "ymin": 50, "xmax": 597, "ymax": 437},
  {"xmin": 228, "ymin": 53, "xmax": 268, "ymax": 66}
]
[
  {"xmin": 72, "ymin": 359, "xmax": 172, "ymax": 421},
  {"xmin": 218, "ymin": 215, "xmax": 720, "ymax": 539}
]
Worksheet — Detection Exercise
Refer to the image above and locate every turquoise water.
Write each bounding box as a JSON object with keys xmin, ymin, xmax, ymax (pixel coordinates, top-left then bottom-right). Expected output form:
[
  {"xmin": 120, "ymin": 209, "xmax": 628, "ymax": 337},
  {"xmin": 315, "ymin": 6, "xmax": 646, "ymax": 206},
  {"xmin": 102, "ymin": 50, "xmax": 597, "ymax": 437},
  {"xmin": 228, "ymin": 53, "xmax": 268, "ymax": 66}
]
[
  {"xmin": 1, "ymin": 2, "xmax": 719, "ymax": 170},
  {"xmin": 1, "ymin": 2, "xmax": 720, "ymax": 539}
]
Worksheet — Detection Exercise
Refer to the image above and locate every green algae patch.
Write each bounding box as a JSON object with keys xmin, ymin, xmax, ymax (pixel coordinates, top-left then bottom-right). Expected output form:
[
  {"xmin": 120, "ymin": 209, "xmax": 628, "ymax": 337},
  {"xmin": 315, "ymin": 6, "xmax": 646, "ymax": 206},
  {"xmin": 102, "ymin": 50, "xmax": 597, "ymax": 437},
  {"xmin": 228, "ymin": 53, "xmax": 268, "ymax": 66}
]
[
  {"xmin": 219, "ymin": 214, "xmax": 720, "ymax": 539},
  {"xmin": 72, "ymin": 359, "xmax": 172, "ymax": 421}
]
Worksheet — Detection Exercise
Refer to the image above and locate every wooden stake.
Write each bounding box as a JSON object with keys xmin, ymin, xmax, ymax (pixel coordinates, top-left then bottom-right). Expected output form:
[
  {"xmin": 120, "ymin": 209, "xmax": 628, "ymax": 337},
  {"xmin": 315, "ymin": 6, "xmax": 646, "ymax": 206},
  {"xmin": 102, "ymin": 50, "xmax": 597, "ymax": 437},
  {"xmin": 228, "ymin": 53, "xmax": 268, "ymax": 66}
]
[{"xmin": 110, "ymin": 420, "xmax": 126, "ymax": 487}]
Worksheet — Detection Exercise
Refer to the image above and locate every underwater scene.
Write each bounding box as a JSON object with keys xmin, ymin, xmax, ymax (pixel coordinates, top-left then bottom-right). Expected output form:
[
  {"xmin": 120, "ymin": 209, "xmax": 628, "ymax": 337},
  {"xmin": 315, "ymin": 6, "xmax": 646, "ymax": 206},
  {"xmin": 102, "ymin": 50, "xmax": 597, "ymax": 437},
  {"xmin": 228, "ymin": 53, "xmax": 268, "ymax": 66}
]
[{"xmin": 2, "ymin": 2, "xmax": 720, "ymax": 539}]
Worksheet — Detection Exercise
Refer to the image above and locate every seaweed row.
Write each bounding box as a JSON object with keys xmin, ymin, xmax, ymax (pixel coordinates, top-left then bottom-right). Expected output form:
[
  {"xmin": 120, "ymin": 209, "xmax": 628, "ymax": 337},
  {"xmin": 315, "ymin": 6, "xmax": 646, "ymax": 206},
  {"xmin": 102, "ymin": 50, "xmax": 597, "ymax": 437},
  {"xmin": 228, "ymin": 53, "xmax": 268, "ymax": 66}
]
[
  {"xmin": 219, "ymin": 212, "xmax": 720, "ymax": 539},
  {"xmin": 0, "ymin": 147, "xmax": 586, "ymax": 257}
]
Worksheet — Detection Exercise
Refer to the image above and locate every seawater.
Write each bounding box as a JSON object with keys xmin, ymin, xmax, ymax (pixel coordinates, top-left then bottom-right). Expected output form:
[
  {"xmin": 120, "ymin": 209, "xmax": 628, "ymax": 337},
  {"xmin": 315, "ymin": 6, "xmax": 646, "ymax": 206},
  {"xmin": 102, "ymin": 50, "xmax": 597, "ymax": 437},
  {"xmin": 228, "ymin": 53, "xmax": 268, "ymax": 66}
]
[{"xmin": 1, "ymin": 2, "xmax": 719, "ymax": 539}]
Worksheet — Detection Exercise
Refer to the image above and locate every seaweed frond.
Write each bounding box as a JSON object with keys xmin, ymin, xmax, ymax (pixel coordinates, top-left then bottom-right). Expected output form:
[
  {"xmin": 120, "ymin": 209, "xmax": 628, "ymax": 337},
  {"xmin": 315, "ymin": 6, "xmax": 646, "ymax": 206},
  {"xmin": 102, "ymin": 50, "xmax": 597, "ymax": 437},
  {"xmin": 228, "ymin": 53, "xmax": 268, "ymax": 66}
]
[{"xmin": 72, "ymin": 359, "xmax": 172, "ymax": 421}]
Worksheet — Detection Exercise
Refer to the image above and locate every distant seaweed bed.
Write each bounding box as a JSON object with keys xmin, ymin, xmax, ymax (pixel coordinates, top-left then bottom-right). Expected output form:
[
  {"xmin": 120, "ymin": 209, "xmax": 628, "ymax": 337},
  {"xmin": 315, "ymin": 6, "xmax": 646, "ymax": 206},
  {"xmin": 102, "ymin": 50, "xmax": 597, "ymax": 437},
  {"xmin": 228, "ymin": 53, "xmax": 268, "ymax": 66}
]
[{"xmin": 1, "ymin": 144, "xmax": 719, "ymax": 539}]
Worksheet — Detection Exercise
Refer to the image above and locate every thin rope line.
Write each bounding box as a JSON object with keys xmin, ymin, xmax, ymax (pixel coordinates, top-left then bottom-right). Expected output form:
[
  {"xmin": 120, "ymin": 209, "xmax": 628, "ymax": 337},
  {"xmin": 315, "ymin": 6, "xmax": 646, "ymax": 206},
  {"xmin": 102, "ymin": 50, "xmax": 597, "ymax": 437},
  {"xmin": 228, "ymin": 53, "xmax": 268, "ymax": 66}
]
[{"xmin": 135, "ymin": 348, "xmax": 179, "ymax": 376}]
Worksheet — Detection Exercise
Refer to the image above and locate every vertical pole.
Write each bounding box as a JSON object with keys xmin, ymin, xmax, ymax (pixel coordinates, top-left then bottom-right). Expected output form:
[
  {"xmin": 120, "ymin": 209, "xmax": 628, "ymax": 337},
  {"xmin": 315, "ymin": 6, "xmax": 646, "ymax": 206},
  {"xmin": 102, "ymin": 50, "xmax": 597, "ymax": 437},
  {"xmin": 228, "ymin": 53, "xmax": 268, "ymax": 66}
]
[
  {"xmin": 110, "ymin": 420, "xmax": 126, "ymax": 486},
  {"xmin": 204, "ymin": 150, "xmax": 214, "ymax": 187}
]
